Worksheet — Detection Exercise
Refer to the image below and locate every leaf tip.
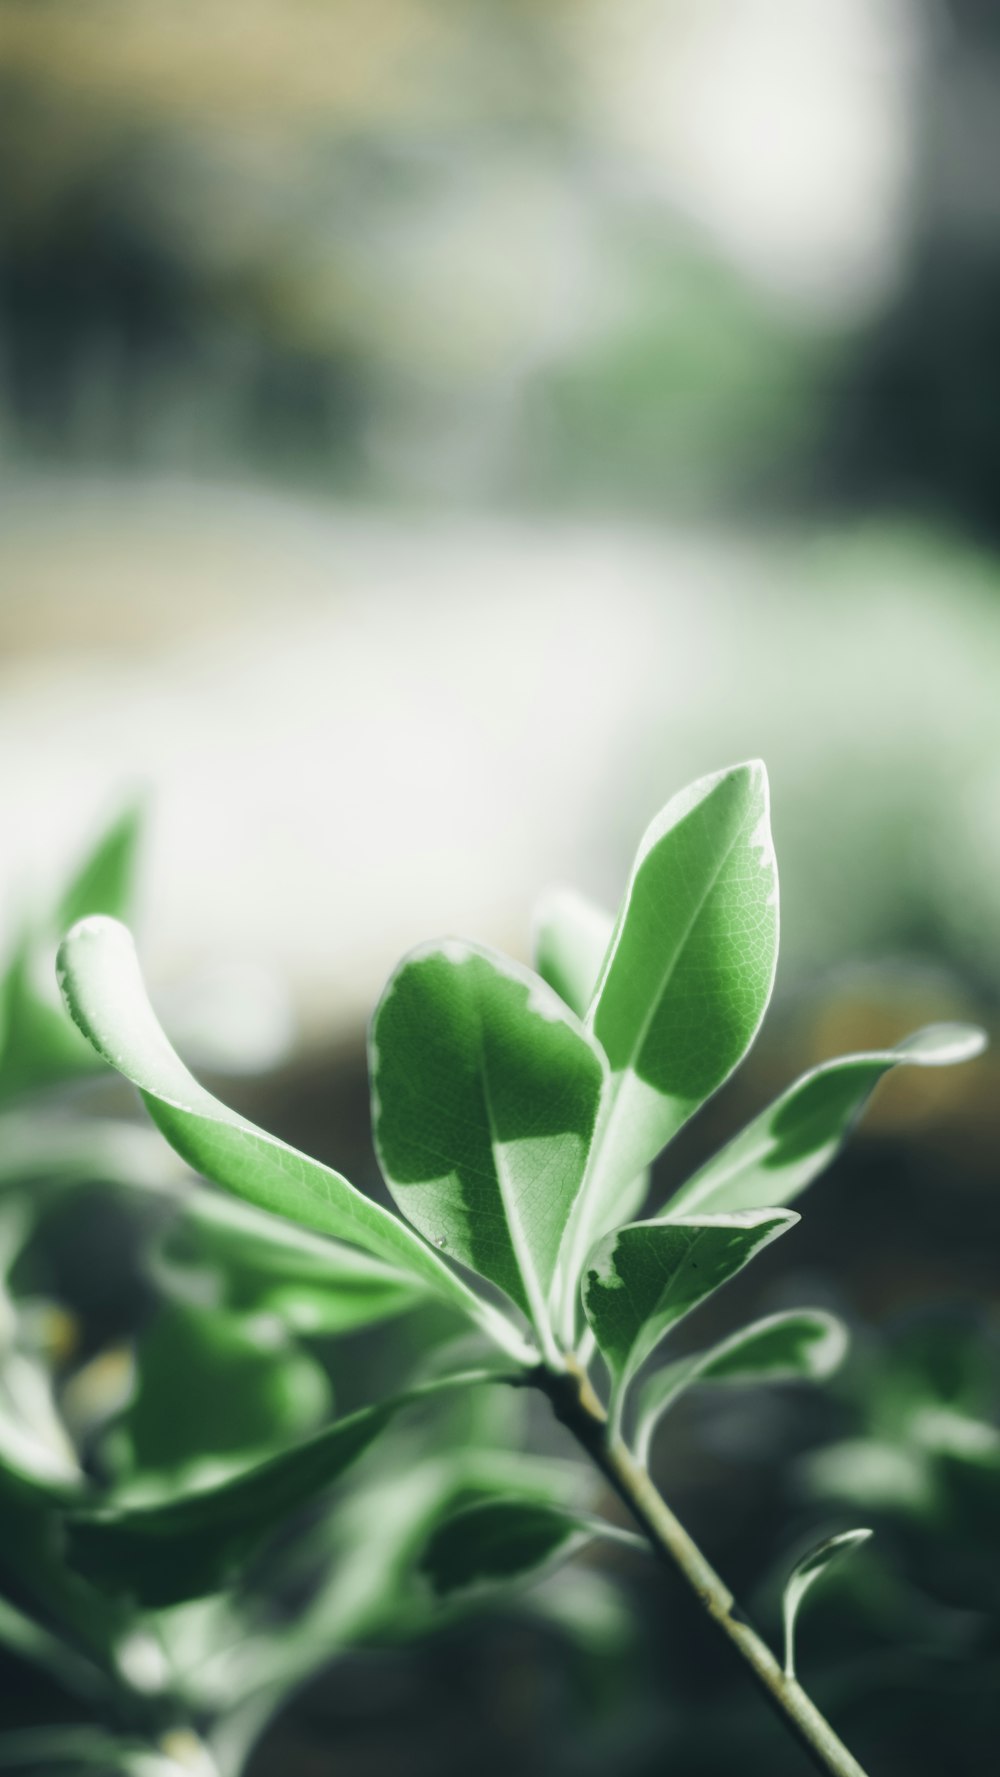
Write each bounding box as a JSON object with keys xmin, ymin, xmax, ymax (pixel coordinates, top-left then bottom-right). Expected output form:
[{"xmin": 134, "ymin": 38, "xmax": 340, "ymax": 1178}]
[{"xmin": 898, "ymin": 1021, "xmax": 988, "ymax": 1067}]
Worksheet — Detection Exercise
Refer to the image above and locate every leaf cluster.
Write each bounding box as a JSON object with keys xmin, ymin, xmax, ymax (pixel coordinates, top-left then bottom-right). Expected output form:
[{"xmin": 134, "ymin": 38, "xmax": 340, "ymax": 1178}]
[{"xmin": 0, "ymin": 765, "xmax": 987, "ymax": 1774}]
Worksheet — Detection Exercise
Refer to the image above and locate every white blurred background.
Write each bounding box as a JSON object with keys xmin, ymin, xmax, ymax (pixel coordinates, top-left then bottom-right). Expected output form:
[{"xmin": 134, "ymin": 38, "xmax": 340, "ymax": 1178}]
[{"xmin": 1, "ymin": 0, "xmax": 998, "ymax": 1061}]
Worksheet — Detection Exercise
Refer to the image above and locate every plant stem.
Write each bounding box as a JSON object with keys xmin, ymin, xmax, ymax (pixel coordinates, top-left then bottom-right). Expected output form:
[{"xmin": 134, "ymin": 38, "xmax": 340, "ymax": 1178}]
[{"xmin": 532, "ymin": 1361, "xmax": 871, "ymax": 1777}]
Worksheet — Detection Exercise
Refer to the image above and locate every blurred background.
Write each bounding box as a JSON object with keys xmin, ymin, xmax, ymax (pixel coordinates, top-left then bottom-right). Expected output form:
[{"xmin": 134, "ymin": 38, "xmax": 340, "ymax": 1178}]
[{"xmin": 1, "ymin": 1, "xmax": 999, "ymax": 1774}]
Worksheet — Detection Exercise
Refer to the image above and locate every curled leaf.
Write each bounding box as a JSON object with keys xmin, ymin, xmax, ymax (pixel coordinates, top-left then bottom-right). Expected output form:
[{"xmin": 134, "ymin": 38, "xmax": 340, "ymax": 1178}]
[
  {"xmin": 782, "ymin": 1528, "xmax": 872, "ymax": 1679},
  {"xmin": 635, "ymin": 1310, "xmax": 848, "ymax": 1464},
  {"xmin": 56, "ymin": 918, "xmax": 530, "ymax": 1363}
]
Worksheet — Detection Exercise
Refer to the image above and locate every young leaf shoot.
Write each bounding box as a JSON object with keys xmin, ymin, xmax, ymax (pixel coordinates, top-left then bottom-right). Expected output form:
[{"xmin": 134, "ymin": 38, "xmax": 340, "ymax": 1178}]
[{"xmin": 782, "ymin": 1529, "xmax": 874, "ymax": 1680}]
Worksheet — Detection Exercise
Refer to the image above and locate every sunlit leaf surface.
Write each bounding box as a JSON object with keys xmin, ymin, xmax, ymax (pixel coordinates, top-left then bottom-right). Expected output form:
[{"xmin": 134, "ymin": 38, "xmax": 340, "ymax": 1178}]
[
  {"xmin": 371, "ymin": 940, "xmax": 605, "ymax": 1355},
  {"xmin": 583, "ymin": 1210, "xmax": 797, "ymax": 1409},
  {"xmin": 665, "ymin": 1024, "xmax": 986, "ymax": 1220},
  {"xmin": 559, "ymin": 763, "xmax": 778, "ymax": 1327},
  {"xmin": 533, "ymin": 887, "xmax": 613, "ymax": 1020},
  {"xmin": 56, "ymin": 918, "xmax": 530, "ymax": 1361}
]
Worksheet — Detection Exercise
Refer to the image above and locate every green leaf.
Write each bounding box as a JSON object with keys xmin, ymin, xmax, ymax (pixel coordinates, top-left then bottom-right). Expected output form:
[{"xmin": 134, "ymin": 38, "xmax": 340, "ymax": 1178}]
[
  {"xmin": 0, "ymin": 1599, "xmax": 113, "ymax": 1706},
  {"xmin": 558, "ymin": 762, "xmax": 778, "ymax": 1333},
  {"xmin": 159, "ymin": 1186, "xmax": 424, "ymax": 1335},
  {"xmin": 0, "ymin": 803, "xmax": 143, "ymax": 1103},
  {"xmin": 112, "ymin": 1300, "xmax": 330, "ymax": 1483},
  {"xmin": 533, "ymin": 888, "xmax": 613, "ymax": 1019},
  {"xmin": 0, "ymin": 1726, "xmax": 154, "ymax": 1773},
  {"xmin": 664, "ymin": 1023, "xmax": 987, "ymax": 1220},
  {"xmin": 0, "ymin": 1242, "xmax": 82, "ymax": 1493},
  {"xmin": 370, "ymin": 941, "xmax": 606, "ymax": 1361},
  {"xmin": 420, "ymin": 1497, "xmax": 591, "ymax": 1596},
  {"xmin": 66, "ymin": 1371, "xmax": 501, "ymax": 1606},
  {"xmin": 55, "ymin": 802, "xmax": 144, "ymax": 933},
  {"xmin": 419, "ymin": 1496, "xmax": 643, "ymax": 1598},
  {"xmin": 56, "ymin": 918, "xmax": 532, "ymax": 1363},
  {"xmin": 782, "ymin": 1528, "xmax": 872, "ymax": 1679},
  {"xmin": 0, "ymin": 1346, "xmax": 83, "ymax": 1494},
  {"xmin": 635, "ymin": 1309, "xmax": 848, "ymax": 1463},
  {"xmin": 534, "ymin": 891, "xmax": 650, "ymax": 1234},
  {"xmin": 582, "ymin": 1210, "xmax": 797, "ymax": 1419}
]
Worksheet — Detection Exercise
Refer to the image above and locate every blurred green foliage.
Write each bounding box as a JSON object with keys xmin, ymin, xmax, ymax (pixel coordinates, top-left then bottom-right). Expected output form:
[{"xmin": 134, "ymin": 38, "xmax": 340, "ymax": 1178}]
[{"xmin": 0, "ymin": 782, "xmax": 995, "ymax": 1777}]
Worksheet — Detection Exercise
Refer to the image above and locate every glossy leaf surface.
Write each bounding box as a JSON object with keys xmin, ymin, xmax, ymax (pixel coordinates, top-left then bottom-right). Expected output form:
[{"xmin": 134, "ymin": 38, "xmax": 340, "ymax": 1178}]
[
  {"xmin": 635, "ymin": 1309, "xmax": 847, "ymax": 1463},
  {"xmin": 56, "ymin": 919, "xmax": 530, "ymax": 1361},
  {"xmin": 371, "ymin": 941, "xmax": 605, "ymax": 1352},
  {"xmin": 590, "ymin": 761, "xmax": 777, "ymax": 1178},
  {"xmin": 665, "ymin": 1024, "xmax": 986, "ymax": 1220},
  {"xmin": 559, "ymin": 764, "xmax": 778, "ymax": 1325},
  {"xmin": 583, "ymin": 1209, "xmax": 797, "ymax": 1405},
  {"xmin": 782, "ymin": 1528, "xmax": 872, "ymax": 1678}
]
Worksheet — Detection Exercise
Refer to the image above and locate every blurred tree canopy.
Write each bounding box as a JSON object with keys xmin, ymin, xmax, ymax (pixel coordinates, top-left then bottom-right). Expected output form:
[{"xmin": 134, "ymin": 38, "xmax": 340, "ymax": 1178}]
[{"xmin": 0, "ymin": 0, "xmax": 833, "ymax": 506}]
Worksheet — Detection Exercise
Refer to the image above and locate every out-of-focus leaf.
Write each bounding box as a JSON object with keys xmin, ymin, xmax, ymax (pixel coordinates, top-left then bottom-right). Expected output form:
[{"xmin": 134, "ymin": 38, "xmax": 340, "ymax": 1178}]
[
  {"xmin": 635, "ymin": 1309, "xmax": 847, "ymax": 1463},
  {"xmin": 61, "ymin": 1349, "xmax": 136, "ymax": 1452},
  {"xmin": 140, "ymin": 1730, "xmax": 217, "ymax": 1777},
  {"xmin": 533, "ymin": 888, "xmax": 613, "ymax": 1019},
  {"xmin": 582, "ymin": 1210, "xmax": 797, "ymax": 1415},
  {"xmin": 56, "ymin": 918, "xmax": 531, "ymax": 1363},
  {"xmin": 55, "ymin": 803, "xmax": 144, "ymax": 934},
  {"xmin": 370, "ymin": 940, "xmax": 605, "ymax": 1359},
  {"xmin": 65, "ymin": 1370, "xmax": 504, "ymax": 1605},
  {"xmin": 0, "ymin": 1114, "xmax": 185, "ymax": 1192},
  {"xmin": 192, "ymin": 1445, "xmax": 587, "ymax": 1762},
  {"xmin": 805, "ymin": 1439, "xmax": 936, "ymax": 1518},
  {"xmin": 0, "ymin": 1458, "xmax": 132, "ymax": 1699},
  {"xmin": 0, "ymin": 1725, "xmax": 156, "ymax": 1772},
  {"xmin": 533, "ymin": 891, "xmax": 650, "ymax": 1233},
  {"xmin": 0, "ymin": 803, "xmax": 143, "ymax": 1102},
  {"xmin": 807, "ymin": 1316, "xmax": 1000, "ymax": 1531},
  {"xmin": 108, "ymin": 1301, "xmax": 329, "ymax": 1487},
  {"xmin": 420, "ymin": 1497, "xmax": 592, "ymax": 1596},
  {"xmin": 159, "ymin": 1186, "xmax": 422, "ymax": 1335},
  {"xmin": 526, "ymin": 1564, "xmax": 635, "ymax": 1664},
  {"xmin": 0, "ymin": 1315, "xmax": 82, "ymax": 1492},
  {"xmin": 0, "ymin": 1597, "xmax": 112, "ymax": 1704},
  {"xmin": 665, "ymin": 1024, "xmax": 986, "ymax": 1220},
  {"xmin": 0, "ymin": 943, "xmax": 97, "ymax": 1103},
  {"xmin": 782, "ymin": 1528, "xmax": 872, "ymax": 1678},
  {"xmin": 559, "ymin": 763, "xmax": 778, "ymax": 1331}
]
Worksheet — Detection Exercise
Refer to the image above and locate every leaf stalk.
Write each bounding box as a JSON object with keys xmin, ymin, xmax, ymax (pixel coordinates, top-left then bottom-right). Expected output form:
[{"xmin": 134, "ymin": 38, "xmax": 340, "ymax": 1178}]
[{"xmin": 530, "ymin": 1360, "xmax": 871, "ymax": 1777}]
